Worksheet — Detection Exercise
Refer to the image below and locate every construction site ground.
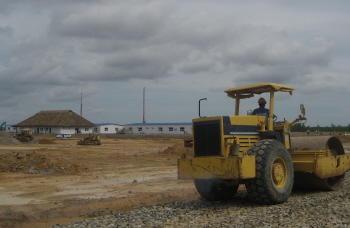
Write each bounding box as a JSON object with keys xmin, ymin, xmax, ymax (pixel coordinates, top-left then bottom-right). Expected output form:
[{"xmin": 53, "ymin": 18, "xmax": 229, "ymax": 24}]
[{"xmin": 0, "ymin": 133, "xmax": 349, "ymax": 228}]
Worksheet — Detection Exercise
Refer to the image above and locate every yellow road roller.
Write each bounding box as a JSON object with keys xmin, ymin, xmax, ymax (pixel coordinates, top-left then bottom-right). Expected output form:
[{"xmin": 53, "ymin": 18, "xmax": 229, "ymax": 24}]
[{"xmin": 178, "ymin": 82, "xmax": 350, "ymax": 205}]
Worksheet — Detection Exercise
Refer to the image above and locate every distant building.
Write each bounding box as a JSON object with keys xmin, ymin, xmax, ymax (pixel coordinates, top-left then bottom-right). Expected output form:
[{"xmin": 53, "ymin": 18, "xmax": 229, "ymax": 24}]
[
  {"xmin": 126, "ymin": 123, "xmax": 192, "ymax": 135},
  {"xmin": 94, "ymin": 123, "xmax": 125, "ymax": 134},
  {"xmin": 6, "ymin": 125, "xmax": 16, "ymax": 133},
  {"xmin": 14, "ymin": 110, "xmax": 95, "ymax": 134}
]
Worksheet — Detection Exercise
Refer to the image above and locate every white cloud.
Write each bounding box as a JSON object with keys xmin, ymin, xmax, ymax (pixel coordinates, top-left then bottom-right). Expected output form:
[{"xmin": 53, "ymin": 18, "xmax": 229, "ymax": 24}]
[{"xmin": 0, "ymin": 0, "xmax": 349, "ymax": 126}]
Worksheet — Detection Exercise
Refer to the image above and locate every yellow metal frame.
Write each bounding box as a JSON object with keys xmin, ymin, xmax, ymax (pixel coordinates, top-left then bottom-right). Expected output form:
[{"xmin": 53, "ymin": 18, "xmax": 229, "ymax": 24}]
[
  {"xmin": 178, "ymin": 156, "xmax": 256, "ymax": 180},
  {"xmin": 291, "ymin": 150, "xmax": 350, "ymax": 179}
]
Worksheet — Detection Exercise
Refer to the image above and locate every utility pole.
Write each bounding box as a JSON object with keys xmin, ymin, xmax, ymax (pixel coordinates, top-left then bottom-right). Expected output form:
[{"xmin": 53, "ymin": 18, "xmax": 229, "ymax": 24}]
[
  {"xmin": 80, "ymin": 93, "xmax": 82, "ymax": 116},
  {"xmin": 143, "ymin": 87, "xmax": 146, "ymax": 123}
]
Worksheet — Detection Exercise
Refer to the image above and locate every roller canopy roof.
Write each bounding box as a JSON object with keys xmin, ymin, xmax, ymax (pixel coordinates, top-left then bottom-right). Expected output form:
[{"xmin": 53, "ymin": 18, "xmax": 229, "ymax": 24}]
[{"xmin": 224, "ymin": 82, "xmax": 295, "ymax": 99}]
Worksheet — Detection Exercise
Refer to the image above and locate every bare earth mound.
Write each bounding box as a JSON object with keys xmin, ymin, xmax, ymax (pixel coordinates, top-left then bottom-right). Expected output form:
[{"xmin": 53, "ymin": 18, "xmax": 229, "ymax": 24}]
[
  {"xmin": 0, "ymin": 138, "xmax": 22, "ymax": 145},
  {"xmin": 0, "ymin": 151, "xmax": 84, "ymax": 174},
  {"xmin": 38, "ymin": 138, "xmax": 55, "ymax": 144},
  {"xmin": 159, "ymin": 141, "xmax": 193, "ymax": 157}
]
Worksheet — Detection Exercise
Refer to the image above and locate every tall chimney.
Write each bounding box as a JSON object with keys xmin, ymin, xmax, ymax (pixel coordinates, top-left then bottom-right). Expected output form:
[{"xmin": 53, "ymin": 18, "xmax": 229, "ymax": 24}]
[
  {"xmin": 80, "ymin": 93, "xmax": 82, "ymax": 116},
  {"xmin": 143, "ymin": 87, "xmax": 146, "ymax": 123}
]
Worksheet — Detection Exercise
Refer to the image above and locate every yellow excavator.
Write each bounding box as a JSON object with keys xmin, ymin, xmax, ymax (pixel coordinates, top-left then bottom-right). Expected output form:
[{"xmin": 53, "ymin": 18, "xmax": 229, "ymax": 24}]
[{"xmin": 178, "ymin": 82, "xmax": 350, "ymax": 205}]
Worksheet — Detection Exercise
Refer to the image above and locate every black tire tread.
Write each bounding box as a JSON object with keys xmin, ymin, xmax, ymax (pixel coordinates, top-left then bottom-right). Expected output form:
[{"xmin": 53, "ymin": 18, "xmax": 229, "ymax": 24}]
[{"xmin": 245, "ymin": 139, "xmax": 294, "ymax": 205}]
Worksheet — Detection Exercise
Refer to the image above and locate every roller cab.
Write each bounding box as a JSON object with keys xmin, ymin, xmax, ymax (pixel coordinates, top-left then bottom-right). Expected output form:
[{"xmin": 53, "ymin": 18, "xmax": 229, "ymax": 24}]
[{"xmin": 178, "ymin": 82, "xmax": 350, "ymax": 204}]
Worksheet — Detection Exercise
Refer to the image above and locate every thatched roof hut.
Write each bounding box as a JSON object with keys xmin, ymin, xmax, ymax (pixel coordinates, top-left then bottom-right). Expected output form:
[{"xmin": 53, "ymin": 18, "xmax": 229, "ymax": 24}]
[{"xmin": 14, "ymin": 110, "xmax": 95, "ymax": 127}]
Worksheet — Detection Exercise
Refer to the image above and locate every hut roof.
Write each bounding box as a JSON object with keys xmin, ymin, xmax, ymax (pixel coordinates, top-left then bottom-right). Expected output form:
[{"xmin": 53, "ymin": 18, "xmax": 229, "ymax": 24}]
[{"xmin": 14, "ymin": 110, "xmax": 95, "ymax": 127}]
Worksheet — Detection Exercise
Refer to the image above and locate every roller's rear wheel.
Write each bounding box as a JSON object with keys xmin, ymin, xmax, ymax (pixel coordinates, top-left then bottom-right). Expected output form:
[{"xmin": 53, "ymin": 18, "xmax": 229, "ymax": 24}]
[
  {"xmin": 194, "ymin": 179, "xmax": 239, "ymax": 201},
  {"xmin": 292, "ymin": 136, "xmax": 345, "ymax": 191},
  {"xmin": 293, "ymin": 172, "xmax": 345, "ymax": 191},
  {"xmin": 245, "ymin": 139, "xmax": 294, "ymax": 205}
]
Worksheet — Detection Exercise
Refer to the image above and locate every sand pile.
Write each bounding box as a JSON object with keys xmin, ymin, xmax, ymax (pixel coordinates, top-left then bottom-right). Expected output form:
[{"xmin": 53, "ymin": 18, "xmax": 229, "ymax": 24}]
[
  {"xmin": 38, "ymin": 138, "xmax": 55, "ymax": 144},
  {"xmin": 0, "ymin": 137, "xmax": 55, "ymax": 145},
  {"xmin": 0, "ymin": 151, "xmax": 84, "ymax": 174},
  {"xmin": 159, "ymin": 141, "xmax": 193, "ymax": 157},
  {"xmin": 0, "ymin": 138, "xmax": 22, "ymax": 145}
]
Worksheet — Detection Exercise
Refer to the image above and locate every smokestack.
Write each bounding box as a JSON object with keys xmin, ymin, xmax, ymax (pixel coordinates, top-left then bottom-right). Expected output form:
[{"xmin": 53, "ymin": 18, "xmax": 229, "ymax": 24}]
[
  {"xmin": 80, "ymin": 93, "xmax": 82, "ymax": 116},
  {"xmin": 143, "ymin": 87, "xmax": 146, "ymax": 123}
]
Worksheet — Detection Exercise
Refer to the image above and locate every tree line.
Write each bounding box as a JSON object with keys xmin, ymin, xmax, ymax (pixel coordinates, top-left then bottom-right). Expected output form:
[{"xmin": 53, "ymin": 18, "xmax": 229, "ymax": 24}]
[{"xmin": 291, "ymin": 123, "xmax": 350, "ymax": 133}]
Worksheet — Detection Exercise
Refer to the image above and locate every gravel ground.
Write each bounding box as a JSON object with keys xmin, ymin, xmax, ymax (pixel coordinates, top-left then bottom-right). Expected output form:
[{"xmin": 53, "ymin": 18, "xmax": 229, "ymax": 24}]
[{"xmin": 52, "ymin": 172, "xmax": 350, "ymax": 228}]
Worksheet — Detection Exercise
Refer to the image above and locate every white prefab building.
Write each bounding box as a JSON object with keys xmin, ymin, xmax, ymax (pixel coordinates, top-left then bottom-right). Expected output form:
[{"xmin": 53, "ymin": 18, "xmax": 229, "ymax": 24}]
[
  {"xmin": 6, "ymin": 125, "xmax": 17, "ymax": 133},
  {"xmin": 94, "ymin": 123, "xmax": 125, "ymax": 134},
  {"xmin": 126, "ymin": 123, "xmax": 192, "ymax": 135}
]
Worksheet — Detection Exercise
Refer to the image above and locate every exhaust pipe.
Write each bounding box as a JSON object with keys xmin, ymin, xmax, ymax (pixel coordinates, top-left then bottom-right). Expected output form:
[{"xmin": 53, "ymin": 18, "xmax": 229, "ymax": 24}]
[{"xmin": 199, "ymin": 98, "xmax": 207, "ymax": 118}]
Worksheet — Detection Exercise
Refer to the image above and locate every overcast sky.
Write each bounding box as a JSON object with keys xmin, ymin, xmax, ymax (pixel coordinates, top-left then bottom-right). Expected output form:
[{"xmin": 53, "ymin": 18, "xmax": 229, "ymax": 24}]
[{"xmin": 1, "ymin": 1, "xmax": 349, "ymax": 127}]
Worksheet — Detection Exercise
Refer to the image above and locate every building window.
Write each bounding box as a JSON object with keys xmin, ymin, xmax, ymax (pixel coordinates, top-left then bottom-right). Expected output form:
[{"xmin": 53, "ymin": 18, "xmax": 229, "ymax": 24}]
[
  {"xmin": 104, "ymin": 127, "xmax": 108, "ymax": 131},
  {"xmin": 85, "ymin": 128, "xmax": 89, "ymax": 131},
  {"xmin": 158, "ymin": 127, "xmax": 163, "ymax": 132},
  {"xmin": 138, "ymin": 127, "xmax": 142, "ymax": 131},
  {"xmin": 94, "ymin": 127, "xmax": 98, "ymax": 131},
  {"xmin": 40, "ymin": 128, "xmax": 43, "ymax": 131},
  {"xmin": 168, "ymin": 127, "xmax": 173, "ymax": 132},
  {"xmin": 180, "ymin": 127, "xmax": 185, "ymax": 131},
  {"xmin": 129, "ymin": 127, "xmax": 133, "ymax": 131}
]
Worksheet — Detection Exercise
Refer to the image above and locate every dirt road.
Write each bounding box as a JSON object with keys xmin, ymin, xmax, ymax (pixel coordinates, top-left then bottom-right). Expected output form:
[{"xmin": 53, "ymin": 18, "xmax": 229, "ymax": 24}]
[
  {"xmin": 1, "ymin": 134, "xmax": 349, "ymax": 228},
  {"xmin": 0, "ymin": 135, "xmax": 197, "ymax": 228}
]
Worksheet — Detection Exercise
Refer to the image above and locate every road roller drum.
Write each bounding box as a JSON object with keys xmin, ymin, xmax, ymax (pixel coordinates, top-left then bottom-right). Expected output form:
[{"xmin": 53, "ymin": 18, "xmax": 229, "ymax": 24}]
[
  {"xmin": 291, "ymin": 136, "xmax": 344, "ymax": 154},
  {"xmin": 291, "ymin": 136, "xmax": 347, "ymax": 190}
]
